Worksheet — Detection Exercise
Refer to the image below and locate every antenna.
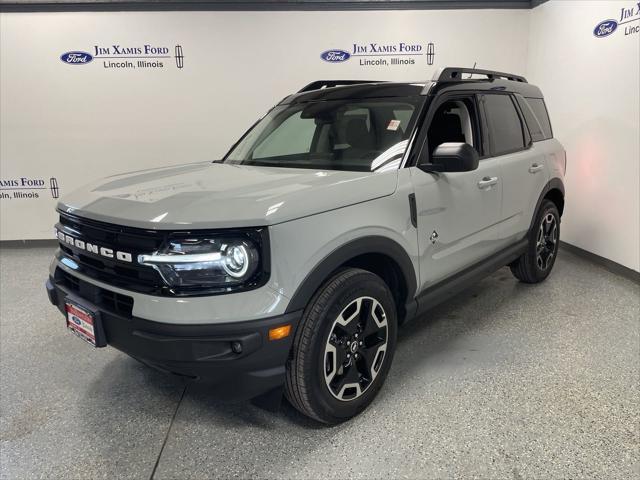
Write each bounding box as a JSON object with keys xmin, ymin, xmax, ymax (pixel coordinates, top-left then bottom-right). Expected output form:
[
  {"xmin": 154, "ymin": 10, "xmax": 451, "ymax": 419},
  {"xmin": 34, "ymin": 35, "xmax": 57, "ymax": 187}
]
[{"xmin": 467, "ymin": 62, "xmax": 477, "ymax": 79}]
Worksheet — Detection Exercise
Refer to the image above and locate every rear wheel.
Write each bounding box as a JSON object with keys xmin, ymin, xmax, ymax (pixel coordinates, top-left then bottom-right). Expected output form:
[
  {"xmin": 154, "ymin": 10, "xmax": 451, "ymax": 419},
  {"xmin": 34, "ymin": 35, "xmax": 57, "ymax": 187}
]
[
  {"xmin": 285, "ymin": 268, "xmax": 397, "ymax": 424},
  {"xmin": 510, "ymin": 199, "xmax": 560, "ymax": 283}
]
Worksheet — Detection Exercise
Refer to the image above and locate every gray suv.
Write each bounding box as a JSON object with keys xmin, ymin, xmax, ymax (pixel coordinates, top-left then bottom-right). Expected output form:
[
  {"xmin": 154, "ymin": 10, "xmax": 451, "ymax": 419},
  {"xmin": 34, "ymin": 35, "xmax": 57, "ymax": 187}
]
[{"xmin": 46, "ymin": 67, "xmax": 566, "ymax": 424}]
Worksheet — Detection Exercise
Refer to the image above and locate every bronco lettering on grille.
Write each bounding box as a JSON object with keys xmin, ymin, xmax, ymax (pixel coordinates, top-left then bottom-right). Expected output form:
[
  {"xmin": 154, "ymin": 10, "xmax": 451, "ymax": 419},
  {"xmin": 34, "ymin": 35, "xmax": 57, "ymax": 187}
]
[{"xmin": 55, "ymin": 227, "xmax": 133, "ymax": 263}]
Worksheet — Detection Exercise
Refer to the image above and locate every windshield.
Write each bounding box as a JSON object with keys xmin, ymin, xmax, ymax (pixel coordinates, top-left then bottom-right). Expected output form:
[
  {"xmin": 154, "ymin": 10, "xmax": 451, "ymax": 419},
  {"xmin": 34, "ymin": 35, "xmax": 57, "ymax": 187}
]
[{"xmin": 223, "ymin": 97, "xmax": 424, "ymax": 172}]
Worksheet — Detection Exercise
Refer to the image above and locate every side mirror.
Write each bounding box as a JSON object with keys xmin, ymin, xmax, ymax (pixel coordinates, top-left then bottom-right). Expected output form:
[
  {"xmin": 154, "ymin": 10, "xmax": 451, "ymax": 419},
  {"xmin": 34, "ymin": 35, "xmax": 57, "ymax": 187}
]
[{"xmin": 419, "ymin": 142, "xmax": 480, "ymax": 173}]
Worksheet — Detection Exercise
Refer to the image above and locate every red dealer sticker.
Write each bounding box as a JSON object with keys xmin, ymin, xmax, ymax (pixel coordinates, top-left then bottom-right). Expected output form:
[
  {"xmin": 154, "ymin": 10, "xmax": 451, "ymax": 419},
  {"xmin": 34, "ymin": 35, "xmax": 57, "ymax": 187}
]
[{"xmin": 65, "ymin": 303, "xmax": 97, "ymax": 346}]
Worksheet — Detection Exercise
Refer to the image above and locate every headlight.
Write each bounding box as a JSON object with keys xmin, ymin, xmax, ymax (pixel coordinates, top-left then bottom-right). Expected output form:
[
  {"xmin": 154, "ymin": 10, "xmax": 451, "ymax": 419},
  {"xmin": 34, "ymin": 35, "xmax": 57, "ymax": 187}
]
[
  {"xmin": 138, "ymin": 231, "xmax": 265, "ymax": 292},
  {"xmin": 223, "ymin": 243, "xmax": 251, "ymax": 278}
]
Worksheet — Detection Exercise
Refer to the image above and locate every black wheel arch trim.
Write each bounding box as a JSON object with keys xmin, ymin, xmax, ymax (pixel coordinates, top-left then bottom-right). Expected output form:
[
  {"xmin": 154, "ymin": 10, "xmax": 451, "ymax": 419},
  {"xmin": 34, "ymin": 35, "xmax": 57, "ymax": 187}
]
[
  {"xmin": 529, "ymin": 177, "xmax": 565, "ymax": 232},
  {"xmin": 284, "ymin": 236, "xmax": 417, "ymax": 315}
]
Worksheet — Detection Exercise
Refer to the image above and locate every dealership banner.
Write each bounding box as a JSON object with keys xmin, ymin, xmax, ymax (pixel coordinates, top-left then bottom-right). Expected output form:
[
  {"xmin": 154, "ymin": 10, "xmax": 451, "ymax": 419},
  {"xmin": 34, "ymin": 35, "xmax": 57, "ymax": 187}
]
[{"xmin": 0, "ymin": 9, "xmax": 531, "ymax": 240}]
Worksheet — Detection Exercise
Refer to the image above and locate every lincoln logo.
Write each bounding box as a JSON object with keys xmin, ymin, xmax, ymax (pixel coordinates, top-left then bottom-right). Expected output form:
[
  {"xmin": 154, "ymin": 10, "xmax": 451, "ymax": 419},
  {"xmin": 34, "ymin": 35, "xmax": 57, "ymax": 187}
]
[
  {"xmin": 54, "ymin": 228, "xmax": 133, "ymax": 263},
  {"xmin": 50, "ymin": 177, "xmax": 59, "ymax": 199},
  {"xmin": 175, "ymin": 45, "xmax": 184, "ymax": 68},
  {"xmin": 427, "ymin": 42, "xmax": 435, "ymax": 66}
]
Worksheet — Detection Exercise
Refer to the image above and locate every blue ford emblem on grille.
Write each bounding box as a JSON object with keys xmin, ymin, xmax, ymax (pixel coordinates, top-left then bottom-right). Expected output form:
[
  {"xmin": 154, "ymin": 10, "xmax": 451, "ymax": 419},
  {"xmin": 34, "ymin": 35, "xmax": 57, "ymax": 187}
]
[
  {"xmin": 593, "ymin": 19, "xmax": 618, "ymax": 38},
  {"xmin": 60, "ymin": 51, "xmax": 94, "ymax": 65},
  {"xmin": 320, "ymin": 50, "xmax": 351, "ymax": 63}
]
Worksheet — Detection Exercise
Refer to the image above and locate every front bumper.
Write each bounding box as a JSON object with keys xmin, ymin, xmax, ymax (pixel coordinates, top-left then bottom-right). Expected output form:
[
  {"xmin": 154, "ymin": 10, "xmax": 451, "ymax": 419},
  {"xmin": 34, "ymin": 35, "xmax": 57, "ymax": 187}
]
[{"xmin": 46, "ymin": 276, "xmax": 300, "ymax": 401}]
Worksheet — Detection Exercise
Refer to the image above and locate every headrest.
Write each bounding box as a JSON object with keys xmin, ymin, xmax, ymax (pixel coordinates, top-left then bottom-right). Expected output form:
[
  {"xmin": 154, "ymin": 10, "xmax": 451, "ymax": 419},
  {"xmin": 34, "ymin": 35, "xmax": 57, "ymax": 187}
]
[{"xmin": 346, "ymin": 118, "xmax": 375, "ymax": 150}]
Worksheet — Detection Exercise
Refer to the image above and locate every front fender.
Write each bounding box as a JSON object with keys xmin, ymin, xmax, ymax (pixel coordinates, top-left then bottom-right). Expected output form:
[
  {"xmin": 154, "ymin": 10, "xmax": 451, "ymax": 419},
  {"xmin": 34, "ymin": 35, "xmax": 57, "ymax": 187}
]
[{"xmin": 284, "ymin": 235, "xmax": 417, "ymax": 313}]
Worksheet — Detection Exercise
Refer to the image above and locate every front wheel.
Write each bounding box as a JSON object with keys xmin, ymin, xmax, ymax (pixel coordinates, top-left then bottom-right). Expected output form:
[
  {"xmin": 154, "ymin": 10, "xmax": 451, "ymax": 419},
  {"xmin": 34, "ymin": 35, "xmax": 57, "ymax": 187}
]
[
  {"xmin": 285, "ymin": 268, "xmax": 397, "ymax": 424},
  {"xmin": 510, "ymin": 199, "xmax": 560, "ymax": 283}
]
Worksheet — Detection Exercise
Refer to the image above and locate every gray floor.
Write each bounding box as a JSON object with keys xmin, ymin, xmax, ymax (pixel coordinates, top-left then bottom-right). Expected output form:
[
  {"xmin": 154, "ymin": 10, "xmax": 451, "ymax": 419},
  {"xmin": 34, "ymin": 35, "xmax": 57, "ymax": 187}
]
[{"xmin": 0, "ymin": 246, "xmax": 638, "ymax": 480}]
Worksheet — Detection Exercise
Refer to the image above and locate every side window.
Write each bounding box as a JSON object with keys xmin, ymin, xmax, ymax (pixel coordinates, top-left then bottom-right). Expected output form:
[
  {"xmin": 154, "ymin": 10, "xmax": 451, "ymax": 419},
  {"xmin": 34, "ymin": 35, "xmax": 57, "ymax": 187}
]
[
  {"xmin": 515, "ymin": 95, "xmax": 545, "ymax": 142},
  {"xmin": 253, "ymin": 111, "xmax": 316, "ymax": 158},
  {"xmin": 525, "ymin": 98, "xmax": 553, "ymax": 140},
  {"xmin": 427, "ymin": 97, "xmax": 481, "ymax": 156},
  {"xmin": 483, "ymin": 94, "xmax": 525, "ymax": 156}
]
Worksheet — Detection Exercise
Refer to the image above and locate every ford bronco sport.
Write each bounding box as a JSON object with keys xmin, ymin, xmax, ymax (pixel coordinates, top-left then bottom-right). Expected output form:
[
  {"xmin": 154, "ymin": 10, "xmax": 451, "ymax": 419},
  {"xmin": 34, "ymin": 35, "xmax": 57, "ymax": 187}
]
[{"xmin": 46, "ymin": 67, "xmax": 566, "ymax": 424}]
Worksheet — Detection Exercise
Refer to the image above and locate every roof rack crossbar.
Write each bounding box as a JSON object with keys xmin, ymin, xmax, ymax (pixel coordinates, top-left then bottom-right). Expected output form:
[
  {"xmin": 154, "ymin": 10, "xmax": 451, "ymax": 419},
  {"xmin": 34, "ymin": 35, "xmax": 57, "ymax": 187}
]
[
  {"xmin": 297, "ymin": 80, "xmax": 384, "ymax": 93},
  {"xmin": 433, "ymin": 67, "xmax": 528, "ymax": 83}
]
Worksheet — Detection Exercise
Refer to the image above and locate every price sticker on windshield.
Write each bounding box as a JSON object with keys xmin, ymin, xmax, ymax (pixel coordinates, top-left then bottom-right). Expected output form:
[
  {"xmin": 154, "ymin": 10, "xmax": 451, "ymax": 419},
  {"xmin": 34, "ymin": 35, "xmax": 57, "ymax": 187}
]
[{"xmin": 387, "ymin": 119, "xmax": 401, "ymax": 131}]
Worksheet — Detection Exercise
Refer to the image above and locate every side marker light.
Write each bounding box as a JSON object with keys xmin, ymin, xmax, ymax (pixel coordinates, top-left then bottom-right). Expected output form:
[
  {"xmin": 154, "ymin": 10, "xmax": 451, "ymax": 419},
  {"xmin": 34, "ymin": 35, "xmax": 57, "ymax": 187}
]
[{"xmin": 268, "ymin": 325, "xmax": 292, "ymax": 341}]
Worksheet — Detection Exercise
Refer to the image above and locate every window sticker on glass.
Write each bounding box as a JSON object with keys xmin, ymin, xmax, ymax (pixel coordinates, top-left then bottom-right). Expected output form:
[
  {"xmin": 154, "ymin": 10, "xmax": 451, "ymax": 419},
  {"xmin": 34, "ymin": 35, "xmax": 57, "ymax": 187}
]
[{"xmin": 387, "ymin": 119, "xmax": 401, "ymax": 131}]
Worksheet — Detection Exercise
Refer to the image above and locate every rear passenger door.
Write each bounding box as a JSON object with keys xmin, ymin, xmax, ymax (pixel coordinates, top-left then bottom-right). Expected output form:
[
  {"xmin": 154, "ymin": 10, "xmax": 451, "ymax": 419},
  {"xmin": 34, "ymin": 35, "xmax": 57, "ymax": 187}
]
[{"xmin": 481, "ymin": 93, "xmax": 549, "ymax": 244}]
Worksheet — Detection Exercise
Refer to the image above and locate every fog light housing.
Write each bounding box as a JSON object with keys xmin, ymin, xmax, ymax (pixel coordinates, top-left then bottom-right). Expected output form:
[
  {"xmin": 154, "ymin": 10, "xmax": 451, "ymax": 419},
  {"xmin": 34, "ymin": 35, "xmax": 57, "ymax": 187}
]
[{"xmin": 231, "ymin": 341, "xmax": 243, "ymax": 354}]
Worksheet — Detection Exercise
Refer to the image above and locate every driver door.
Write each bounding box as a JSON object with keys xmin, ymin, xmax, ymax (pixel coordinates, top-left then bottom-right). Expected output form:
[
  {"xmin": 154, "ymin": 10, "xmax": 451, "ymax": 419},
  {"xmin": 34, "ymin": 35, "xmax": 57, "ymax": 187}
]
[{"xmin": 410, "ymin": 94, "xmax": 503, "ymax": 291}]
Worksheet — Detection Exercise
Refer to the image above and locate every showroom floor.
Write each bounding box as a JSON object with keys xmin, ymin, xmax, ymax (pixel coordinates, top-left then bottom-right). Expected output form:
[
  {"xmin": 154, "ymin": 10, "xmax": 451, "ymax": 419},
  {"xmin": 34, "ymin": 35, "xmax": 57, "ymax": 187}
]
[{"xmin": 0, "ymin": 245, "xmax": 638, "ymax": 479}]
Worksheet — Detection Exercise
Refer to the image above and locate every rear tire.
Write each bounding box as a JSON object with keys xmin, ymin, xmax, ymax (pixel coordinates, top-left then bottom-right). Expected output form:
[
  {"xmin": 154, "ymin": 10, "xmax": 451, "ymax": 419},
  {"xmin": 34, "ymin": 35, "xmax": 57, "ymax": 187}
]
[
  {"xmin": 510, "ymin": 199, "xmax": 560, "ymax": 283},
  {"xmin": 285, "ymin": 268, "xmax": 397, "ymax": 424}
]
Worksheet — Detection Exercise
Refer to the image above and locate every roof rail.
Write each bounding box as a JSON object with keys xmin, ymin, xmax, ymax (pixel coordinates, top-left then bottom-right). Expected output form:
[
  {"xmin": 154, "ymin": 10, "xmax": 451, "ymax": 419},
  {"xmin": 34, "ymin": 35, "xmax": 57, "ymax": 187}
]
[
  {"xmin": 433, "ymin": 67, "xmax": 528, "ymax": 83},
  {"xmin": 297, "ymin": 80, "xmax": 384, "ymax": 93}
]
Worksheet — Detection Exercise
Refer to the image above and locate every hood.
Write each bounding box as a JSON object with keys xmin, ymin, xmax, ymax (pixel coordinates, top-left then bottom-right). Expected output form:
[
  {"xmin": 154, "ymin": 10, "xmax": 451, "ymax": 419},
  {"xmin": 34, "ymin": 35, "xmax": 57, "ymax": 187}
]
[{"xmin": 57, "ymin": 162, "xmax": 398, "ymax": 230}]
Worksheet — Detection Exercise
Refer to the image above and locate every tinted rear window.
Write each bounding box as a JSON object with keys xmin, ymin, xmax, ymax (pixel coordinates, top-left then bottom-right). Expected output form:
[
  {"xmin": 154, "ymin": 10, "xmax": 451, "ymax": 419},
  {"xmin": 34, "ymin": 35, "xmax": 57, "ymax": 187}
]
[
  {"xmin": 525, "ymin": 98, "xmax": 553, "ymax": 140},
  {"xmin": 483, "ymin": 94, "xmax": 526, "ymax": 156}
]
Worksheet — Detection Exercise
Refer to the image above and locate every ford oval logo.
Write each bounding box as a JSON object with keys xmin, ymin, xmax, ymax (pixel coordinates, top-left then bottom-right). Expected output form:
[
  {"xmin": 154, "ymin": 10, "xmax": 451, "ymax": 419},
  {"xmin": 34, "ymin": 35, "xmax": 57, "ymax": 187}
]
[
  {"xmin": 320, "ymin": 49, "xmax": 351, "ymax": 63},
  {"xmin": 593, "ymin": 19, "xmax": 618, "ymax": 38},
  {"xmin": 60, "ymin": 51, "xmax": 94, "ymax": 65}
]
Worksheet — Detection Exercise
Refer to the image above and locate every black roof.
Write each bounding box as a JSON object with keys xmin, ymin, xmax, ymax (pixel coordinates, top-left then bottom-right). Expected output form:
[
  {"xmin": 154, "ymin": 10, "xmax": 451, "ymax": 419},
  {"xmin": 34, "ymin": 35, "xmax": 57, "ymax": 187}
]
[
  {"xmin": 282, "ymin": 82, "xmax": 425, "ymax": 104},
  {"xmin": 282, "ymin": 67, "xmax": 543, "ymax": 104}
]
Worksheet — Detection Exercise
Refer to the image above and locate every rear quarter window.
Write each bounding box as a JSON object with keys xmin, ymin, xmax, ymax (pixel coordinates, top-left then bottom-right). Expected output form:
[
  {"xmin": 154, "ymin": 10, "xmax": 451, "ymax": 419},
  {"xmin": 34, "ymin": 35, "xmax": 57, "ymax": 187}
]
[
  {"xmin": 515, "ymin": 96, "xmax": 545, "ymax": 142},
  {"xmin": 483, "ymin": 94, "xmax": 526, "ymax": 156},
  {"xmin": 525, "ymin": 98, "xmax": 553, "ymax": 140}
]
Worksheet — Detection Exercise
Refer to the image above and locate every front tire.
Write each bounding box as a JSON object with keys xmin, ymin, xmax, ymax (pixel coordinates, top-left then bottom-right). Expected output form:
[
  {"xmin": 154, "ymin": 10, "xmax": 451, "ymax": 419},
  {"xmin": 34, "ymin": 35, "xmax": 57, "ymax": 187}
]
[
  {"xmin": 510, "ymin": 199, "xmax": 560, "ymax": 283},
  {"xmin": 285, "ymin": 268, "xmax": 397, "ymax": 424}
]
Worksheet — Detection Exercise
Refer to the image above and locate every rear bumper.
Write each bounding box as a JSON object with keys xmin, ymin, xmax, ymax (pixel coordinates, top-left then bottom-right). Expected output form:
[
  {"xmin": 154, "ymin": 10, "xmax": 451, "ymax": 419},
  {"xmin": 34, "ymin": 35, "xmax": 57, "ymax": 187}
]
[{"xmin": 46, "ymin": 277, "xmax": 300, "ymax": 401}]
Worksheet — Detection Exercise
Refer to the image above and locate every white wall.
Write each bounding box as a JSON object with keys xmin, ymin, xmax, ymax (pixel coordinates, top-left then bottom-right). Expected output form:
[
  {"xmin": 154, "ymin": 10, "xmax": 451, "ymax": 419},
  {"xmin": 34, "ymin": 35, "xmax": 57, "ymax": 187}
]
[
  {"xmin": 526, "ymin": 0, "xmax": 640, "ymax": 272},
  {"xmin": 3, "ymin": 5, "xmax": 638, "ymax": 273},
  {"xmin": 0, "ymin": 9, "xmax": 530, "ymax": 240}
]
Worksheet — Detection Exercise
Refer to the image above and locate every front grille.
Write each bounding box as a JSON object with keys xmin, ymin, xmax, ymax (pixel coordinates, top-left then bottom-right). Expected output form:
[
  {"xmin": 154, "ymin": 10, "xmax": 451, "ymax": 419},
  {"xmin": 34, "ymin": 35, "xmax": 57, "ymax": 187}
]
[
  {"xmin": 55, "ymin": 268, "xmax": 134, "ymax": 318},
  {"xmin": 56, "ymin": 212, "xmax": 167, "ymax": 295}
]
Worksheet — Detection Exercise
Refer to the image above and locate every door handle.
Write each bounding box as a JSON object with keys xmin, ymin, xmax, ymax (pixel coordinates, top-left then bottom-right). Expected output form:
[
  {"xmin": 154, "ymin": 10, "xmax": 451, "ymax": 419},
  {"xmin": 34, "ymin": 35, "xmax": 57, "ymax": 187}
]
[
  {"xmin": 477, "ymin": 176, "xmax": 498, "ymax": 189},
  {"xmin": 529, "ymin": 163, "xmax": 544, "ymax": 173}
]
